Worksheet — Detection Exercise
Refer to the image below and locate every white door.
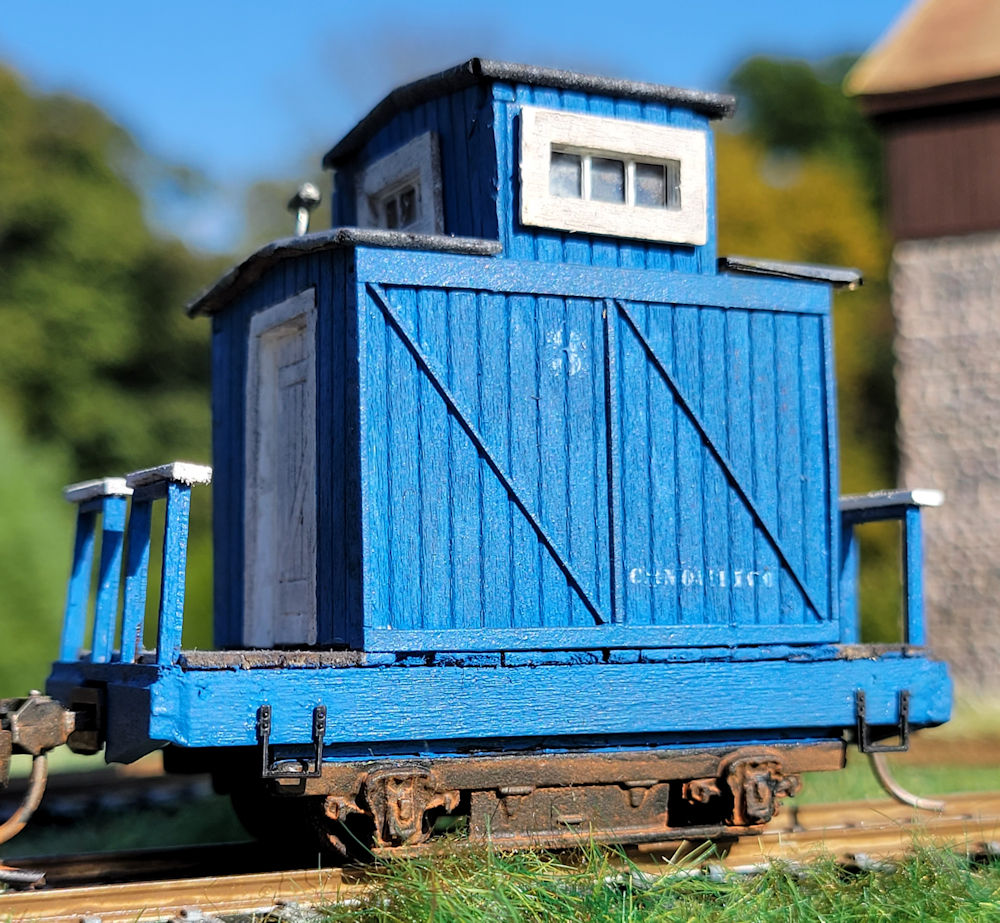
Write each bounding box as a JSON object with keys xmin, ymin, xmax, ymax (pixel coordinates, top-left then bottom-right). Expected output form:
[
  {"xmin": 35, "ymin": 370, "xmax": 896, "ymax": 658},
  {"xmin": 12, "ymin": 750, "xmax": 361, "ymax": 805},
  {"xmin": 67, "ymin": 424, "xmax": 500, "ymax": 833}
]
[{"xmin": 244, "ymin": 289, "xmax": 317, "ymax": 647}]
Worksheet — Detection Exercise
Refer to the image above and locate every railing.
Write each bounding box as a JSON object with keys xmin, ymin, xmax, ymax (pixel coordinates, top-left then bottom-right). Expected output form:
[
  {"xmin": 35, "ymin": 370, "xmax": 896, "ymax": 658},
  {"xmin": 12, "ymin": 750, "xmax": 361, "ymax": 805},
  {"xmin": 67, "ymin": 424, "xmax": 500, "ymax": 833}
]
[
  {"xmin": 60, "ymin": 462, "xmax": 212, "ymax": 666},
  {"xmin": 839, "ymin": 488, "xmax": 944, "ymax": 645}
]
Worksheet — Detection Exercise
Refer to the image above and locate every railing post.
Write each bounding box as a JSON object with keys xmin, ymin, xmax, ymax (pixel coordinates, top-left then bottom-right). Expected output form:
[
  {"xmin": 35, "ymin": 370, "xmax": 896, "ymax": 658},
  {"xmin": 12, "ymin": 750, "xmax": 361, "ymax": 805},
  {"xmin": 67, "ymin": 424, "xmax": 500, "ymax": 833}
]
[
  {"xmin": 839, "ymin": 489, "xmax": 943, "ymax": 647},
  {"xmin": 902, "ymin": 505, "xmax": 926, "ymax": 647},
  {"xmin": 120, "ymin": 495, "xmax": 153, "ymax": 664},
  {"xmin": 60, "ymin": 478, "xmax": 132, "ymax": 662},
  {"xmin": 124, "ymin": 462, "xmax": 212, "ymax": 666},
  {"xmin": 838, "ymin": 522, "xmax": 860, "ymax": 643}
]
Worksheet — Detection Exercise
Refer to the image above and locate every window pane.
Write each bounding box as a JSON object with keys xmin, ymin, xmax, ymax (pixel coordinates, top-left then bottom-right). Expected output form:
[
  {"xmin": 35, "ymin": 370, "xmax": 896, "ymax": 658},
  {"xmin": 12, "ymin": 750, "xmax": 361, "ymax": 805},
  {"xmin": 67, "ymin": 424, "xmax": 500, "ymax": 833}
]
[
  {"xmin": 665, "ymin": 159, "xmax": 681, "ymax": 210},
  {"xmin": 384, "ymin": 197, "xmax": 399, "ymax": 229},
  {"xmin": 399, "ymin": 186, "xmax": 417, "ymax": 227},
  {"xmin": 590, "ymin": 157, "xmax": 625, "ymax": 203},
  {"xmin": 634, "ymin": 162, "xmax": 666, "ymax": 208},
  {"xmin": 550, "ymin": 151, "xmax": 582, "ymax": 198}
]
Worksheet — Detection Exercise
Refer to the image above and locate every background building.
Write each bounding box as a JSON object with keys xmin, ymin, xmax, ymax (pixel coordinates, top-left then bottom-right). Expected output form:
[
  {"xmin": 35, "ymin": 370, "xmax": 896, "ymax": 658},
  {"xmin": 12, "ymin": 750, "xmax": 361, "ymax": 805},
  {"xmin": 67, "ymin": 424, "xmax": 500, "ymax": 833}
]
[{"xmin": 850, "ymin": 0, "xmax": 1000, "ymax": 698}]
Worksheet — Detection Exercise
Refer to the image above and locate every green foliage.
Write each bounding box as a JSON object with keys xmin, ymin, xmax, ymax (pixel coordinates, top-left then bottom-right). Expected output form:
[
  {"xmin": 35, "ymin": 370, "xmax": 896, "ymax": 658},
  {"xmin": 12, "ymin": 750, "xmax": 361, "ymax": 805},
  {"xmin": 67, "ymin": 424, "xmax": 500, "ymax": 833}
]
[
  {"xmin": 0, "ymin": 64, "xmax": 222, "ymax": 477},
  {"xmin": 0, "ymin": 64, "xmax": 222, "ymax": 688},
  {"xmin": 3, "ymin": 789, "xmax": 247, "ymax": 858},
  {"xmin": 316, "ymin": 844, "xmax": 1000, "ymax": 922},
  {"xmin": 796, "ymin": 746, "xmax": 1000, "ymax": 804},
  {"xmin": 727, "ymin": 55, "xmax": 885, "ymax": 209},
  {"xmin": 0, "ymin": 412, "xmax": 72, "ymax": 693}
]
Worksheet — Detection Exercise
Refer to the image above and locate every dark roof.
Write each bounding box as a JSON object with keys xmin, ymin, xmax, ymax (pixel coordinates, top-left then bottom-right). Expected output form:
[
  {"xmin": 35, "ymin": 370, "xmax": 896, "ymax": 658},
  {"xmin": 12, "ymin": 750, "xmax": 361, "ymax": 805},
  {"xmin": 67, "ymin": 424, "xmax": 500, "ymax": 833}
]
[
  {"xmin": 186, "ymin": 228, "xmax": 501, "ymax": 317},
  {"xmin": 323, "ymin": 57, "xmax": 736, "ymax": 168},
  {"xmin": 718, "ymin": 256, "xmax": 862, "ymax": 289}
]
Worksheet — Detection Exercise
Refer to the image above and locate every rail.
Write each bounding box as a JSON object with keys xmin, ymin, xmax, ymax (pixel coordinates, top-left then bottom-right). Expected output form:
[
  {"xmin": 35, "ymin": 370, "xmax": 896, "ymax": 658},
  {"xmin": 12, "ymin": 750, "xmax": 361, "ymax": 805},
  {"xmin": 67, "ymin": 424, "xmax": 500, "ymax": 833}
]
[
  {"xmin": 60, "ymin": 462, "xmax": 212, "ymax": 667},
  {"xmin": 0, "ymin": 792, "xmax": 997, "ymax": 920}
]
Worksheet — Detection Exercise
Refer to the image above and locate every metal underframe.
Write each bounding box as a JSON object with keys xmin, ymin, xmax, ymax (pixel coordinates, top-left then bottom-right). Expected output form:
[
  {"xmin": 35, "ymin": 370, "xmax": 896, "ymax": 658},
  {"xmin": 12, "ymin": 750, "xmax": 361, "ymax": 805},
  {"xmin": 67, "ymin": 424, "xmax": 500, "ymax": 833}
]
[{"xmin": 263, "ymin": 740, "xmax": 845, "ymax": 853}]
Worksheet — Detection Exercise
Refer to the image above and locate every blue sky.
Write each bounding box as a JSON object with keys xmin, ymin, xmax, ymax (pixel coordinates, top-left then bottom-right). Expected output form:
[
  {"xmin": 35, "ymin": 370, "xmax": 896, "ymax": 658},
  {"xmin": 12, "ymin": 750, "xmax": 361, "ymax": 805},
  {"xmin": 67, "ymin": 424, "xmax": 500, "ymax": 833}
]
[{"xmin": 1, "ymin": 1, "xmax": 910, "ymax": 249}]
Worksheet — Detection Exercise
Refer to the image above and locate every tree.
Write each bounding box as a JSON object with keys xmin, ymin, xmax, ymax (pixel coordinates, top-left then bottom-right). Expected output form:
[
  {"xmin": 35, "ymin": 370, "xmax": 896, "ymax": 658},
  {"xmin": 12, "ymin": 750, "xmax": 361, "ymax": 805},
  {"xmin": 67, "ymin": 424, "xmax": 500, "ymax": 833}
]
[
  {"xmin": 0, "ymin": 65, "xmax": 224, "ymax": 686},
  {"xmin": 0, "ymin": 65, "xmax": 224, "ymax": 477},
  {"xmin": 0, "ymin": 411, "xmax": 71, "ymax": 692},
  {"xmin": 726, "ymin": 54, "xmax": 885, "ymax": 209}
]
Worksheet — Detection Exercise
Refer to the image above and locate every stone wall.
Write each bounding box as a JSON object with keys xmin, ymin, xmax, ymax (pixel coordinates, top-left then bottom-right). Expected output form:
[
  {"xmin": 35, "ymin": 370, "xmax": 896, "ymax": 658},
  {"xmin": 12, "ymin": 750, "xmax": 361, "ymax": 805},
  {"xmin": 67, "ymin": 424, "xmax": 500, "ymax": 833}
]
[{"xmin": 893, "ymin": 231, "xmax": 1000, "ymax": 698}]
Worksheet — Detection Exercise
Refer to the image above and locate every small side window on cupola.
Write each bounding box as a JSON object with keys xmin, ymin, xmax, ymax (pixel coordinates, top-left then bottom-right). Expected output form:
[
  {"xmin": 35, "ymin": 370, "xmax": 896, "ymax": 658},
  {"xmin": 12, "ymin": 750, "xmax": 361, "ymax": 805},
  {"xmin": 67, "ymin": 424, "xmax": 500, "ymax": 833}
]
[
  {"xmin": 520, "ymin": 106, "xmax": 707, "ymax": 245},
  {"xmin": 356, "ymin": 131, "xmax": 444, "ymax": 234}
]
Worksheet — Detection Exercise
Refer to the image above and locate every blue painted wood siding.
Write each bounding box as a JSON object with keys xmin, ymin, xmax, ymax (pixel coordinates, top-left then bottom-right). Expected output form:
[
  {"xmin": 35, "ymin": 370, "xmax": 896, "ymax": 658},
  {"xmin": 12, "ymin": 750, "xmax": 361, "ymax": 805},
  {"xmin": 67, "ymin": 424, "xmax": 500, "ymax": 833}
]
[
  {"xmin": 355, "ymin": 249, "xmax": 836, "ymax": 652},
  {"xmin": 48, "ymin": 652, "xmax": 950, "ymax": 756},
  {"xmin": 211, "ymin": 249, "xmax": 361, "ymax": 649},
  {"xmin": 331, "ymin": 82, "xmax": 715, "ymax": 270},
  {"xmin": 332, "ymin": 85, "xmax": 499, "ymax": 242},
  {"xmin": 491, "ymin": 83, "xmax": 716, "ymax": 271},
  {"xmin": 209, "ymin": 246, "xmax": 837, "ymax": 653}
]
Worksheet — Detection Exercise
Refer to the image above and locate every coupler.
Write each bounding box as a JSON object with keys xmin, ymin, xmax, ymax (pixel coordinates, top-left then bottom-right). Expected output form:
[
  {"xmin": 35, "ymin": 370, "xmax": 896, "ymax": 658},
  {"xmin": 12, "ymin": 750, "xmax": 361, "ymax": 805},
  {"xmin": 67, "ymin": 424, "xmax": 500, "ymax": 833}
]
[{"xmin": 0, "ymin": 694, "xmax": 77, "ymax": 845}]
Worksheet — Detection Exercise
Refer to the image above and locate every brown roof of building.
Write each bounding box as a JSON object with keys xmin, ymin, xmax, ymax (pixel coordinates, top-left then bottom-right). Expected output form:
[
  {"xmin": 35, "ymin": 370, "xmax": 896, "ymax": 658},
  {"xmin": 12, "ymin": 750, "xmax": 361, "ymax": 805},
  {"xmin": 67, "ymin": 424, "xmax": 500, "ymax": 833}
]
[{"xmin": 847, "ymin": 0, "xmax": 1000, "ymax": 96}]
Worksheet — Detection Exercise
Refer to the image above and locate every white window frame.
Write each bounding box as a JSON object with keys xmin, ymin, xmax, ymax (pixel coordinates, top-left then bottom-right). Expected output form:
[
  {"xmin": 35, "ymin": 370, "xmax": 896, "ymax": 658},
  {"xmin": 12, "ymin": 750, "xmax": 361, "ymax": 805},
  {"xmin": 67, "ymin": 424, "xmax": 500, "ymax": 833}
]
[
  {"xmin": 519, "ymin": 106, "xmax": 708, "ymax": 246},
  {"xmin": 356, "ymin": 131, "xmax": 444, "ymax": 234}
]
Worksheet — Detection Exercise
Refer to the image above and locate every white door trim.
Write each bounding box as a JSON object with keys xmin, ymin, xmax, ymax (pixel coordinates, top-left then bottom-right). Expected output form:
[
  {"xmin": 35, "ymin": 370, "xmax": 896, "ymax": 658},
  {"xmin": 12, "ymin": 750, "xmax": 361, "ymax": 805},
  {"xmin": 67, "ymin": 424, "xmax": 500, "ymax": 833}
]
[{"xmin": 244, "ymin": 288, "xmax": 318, "ymax": 647}]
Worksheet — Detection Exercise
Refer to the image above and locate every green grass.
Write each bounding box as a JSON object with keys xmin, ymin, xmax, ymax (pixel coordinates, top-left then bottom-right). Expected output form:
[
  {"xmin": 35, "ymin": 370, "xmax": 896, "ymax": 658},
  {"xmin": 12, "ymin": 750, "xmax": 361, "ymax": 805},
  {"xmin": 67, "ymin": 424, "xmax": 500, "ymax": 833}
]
[
  {"xmin": 795, "ymin": 747, "xmax": 1000, "ymax": 805},
  {"xmin": 317, "ymin": 843, "xmax": 1000, "ymax": 922},
  {"xmin": 2, "ymin": 747, "xmax": 998, "ymax": 920}
]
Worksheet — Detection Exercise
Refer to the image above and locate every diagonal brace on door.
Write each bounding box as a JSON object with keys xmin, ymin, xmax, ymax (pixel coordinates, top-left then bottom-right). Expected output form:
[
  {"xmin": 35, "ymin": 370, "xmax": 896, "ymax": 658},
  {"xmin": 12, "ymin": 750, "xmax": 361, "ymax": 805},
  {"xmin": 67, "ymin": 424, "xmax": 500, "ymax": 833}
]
[
  {"xmin": 367, "ymin": 282, "xmax": 607, "ymax": 626},
  {"xmin": 613, "ymin": 300, "xmax": 823, "ymax": 619}
]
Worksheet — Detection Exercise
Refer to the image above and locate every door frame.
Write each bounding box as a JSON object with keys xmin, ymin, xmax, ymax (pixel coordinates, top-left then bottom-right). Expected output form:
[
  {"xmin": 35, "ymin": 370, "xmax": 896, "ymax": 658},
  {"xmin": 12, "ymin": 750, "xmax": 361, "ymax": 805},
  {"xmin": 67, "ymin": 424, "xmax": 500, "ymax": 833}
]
[{"xmin": 243, "ymin": 288, "xmax": 318, "ymax": 647}]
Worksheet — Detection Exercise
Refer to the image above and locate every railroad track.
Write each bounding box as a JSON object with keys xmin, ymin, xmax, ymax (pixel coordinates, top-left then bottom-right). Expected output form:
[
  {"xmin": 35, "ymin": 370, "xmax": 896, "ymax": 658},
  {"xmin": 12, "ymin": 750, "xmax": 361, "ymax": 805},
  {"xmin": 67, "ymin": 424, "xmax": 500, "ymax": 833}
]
[
  {"xmin": 0, "ymin": 864, "xmax": 366, "ymax": 922},
  {"xmin": 1, "ymin": 792, "xmax": 998, "ymax": 921},
  {"xmin": 639, "ymin": 790, "xmax": 1000, "ymax": 869},
  {"xmin": 768, "ymin": 791, "xmax": 1000, "ymax": 861},
  {"xmin": 0, "ymin": 766, "xmax": 213, "ymax": 824}
]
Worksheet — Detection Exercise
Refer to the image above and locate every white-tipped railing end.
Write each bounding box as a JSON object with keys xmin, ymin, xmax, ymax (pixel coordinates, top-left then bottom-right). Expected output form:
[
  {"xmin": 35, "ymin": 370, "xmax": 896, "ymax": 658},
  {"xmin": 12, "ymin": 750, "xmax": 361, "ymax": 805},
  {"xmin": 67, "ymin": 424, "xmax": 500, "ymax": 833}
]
[
  {"xmin": 909, "ymin": 488, "xmax": 944, "ymax": 508},
  {"xmin": 63, "ymin": 477, "xmax": 133, "ymax": 504},
  {"xmin": 125, "ymin": 461, "xmax": 213, "ymax": 489},
  {"xmin": 840, "ymin": 488, "xmax": 944, "ymax": 512}
]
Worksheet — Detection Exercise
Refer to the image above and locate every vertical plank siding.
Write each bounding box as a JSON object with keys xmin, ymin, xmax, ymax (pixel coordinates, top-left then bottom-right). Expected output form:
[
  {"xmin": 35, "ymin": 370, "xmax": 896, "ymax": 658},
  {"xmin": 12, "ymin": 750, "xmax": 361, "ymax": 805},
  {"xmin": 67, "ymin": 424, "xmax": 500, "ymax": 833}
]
[
  {"xmin": 322, "ymin": 83, "xmax": 715, "ymax": 266},
  {"xmin": 357, "ymin": 270, "xmax": 834, "ymax": 650},
  {"xmin": 725, "ymin": 311, "xmax": 755, "ymax": 630},
  {"xmin": 490, "ymin": 84, "xmax": 717, "ymax": 273},
  {"xmin": 332, "ymin": 80, "xmax": 715, "ymax": 268},
  {"xmin": 212, "ymin": 250, "xmax": 359, "ymax": 649},
  {"xmin": 508, "ymin": 294, "xmax": 543, "ymax": 628},
  {"xmin": 883, "ymin": 110, "xmax": 1000, "ymax": 241},
  {"xmin": 750, "ymin": 312, "xmax": 780, "ymax": 627},
  {"xmin": 334, "ymin": 88, "xmax": 500, "ymax": 242},
  {"xmin": 211, "ymin": 75, "xmax": 834, "ymax": 654},
  {"xmin": 700, "ymin": 308, "xmax": 731, "ymax": 624}
]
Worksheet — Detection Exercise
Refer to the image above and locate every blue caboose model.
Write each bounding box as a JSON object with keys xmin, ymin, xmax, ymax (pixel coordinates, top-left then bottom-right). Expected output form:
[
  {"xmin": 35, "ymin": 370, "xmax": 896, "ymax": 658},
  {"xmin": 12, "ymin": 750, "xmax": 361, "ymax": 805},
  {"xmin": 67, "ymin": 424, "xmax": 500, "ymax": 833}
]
[{"xmin": 6, "ymin": 59, "xmax": 951, "ymax": 853}]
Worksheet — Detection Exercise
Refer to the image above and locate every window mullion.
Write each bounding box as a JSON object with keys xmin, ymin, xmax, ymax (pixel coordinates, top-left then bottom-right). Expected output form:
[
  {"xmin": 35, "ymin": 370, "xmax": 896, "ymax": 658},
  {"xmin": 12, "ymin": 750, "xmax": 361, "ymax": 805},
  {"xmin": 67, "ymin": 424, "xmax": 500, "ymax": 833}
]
[
  {"xmin": 582, "ymin": 154, "xmax": 592, "ymax": 201},
  {"xmin": 625, "ymin": 160, "xmax": 635, "ymax": 207}
]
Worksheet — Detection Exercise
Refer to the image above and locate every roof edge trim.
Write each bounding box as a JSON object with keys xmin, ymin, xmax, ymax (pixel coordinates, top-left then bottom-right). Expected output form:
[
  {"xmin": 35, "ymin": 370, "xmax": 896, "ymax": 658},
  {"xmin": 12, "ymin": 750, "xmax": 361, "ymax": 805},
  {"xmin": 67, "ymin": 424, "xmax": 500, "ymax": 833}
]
[
  {"xmin": 323, "ymin": 57, "xmax": 735, "ymax": 168},
  {"xmin": 719, "ymin": 256, "xmax": 862, "ymax": 289},
  {"xmin": 186, "ymin": 228, "xmax": 501, "ymax": 317}
]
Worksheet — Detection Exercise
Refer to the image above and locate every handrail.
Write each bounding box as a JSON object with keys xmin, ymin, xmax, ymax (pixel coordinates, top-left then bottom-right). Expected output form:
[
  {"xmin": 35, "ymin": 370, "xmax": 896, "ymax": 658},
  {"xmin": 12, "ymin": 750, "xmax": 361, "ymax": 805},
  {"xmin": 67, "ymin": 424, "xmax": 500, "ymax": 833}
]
[
  {"xmin": 122, "ymin": 462, "xmax": 212, "ymax": 665},
  {"xmin": 60, "ymin": 478, "xmax": 133, "ymax": 662},
  {"xmin": 838, "ymin": 488, "xmax": 943, "ymax": 645},
  {"xmin": 59, "ymin": 463, "xmax": 210, "ymax": 667}
]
